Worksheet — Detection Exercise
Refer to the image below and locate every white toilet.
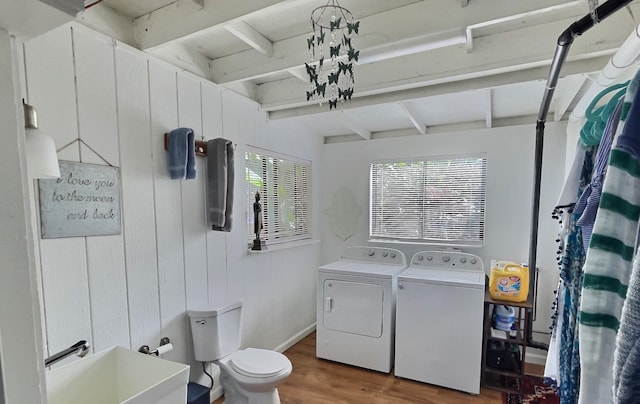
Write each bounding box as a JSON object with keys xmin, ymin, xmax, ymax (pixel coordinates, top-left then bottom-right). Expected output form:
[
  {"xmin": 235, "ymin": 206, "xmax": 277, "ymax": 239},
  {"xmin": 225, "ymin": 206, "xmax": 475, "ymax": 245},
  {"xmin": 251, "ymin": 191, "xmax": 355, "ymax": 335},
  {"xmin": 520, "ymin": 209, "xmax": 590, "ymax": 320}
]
[{"xmin": 188, "ymin": 302, "xmax": 292, "ymax": 404}]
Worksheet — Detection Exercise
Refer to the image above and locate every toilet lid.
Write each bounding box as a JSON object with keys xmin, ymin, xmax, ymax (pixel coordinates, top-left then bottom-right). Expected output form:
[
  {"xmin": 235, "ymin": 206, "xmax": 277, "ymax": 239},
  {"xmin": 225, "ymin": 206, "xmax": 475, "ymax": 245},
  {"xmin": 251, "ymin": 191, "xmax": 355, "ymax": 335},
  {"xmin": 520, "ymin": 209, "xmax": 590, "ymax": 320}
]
[{"xmin": 229, "ymin": 348, "xmax": 289, "ymax": 378}]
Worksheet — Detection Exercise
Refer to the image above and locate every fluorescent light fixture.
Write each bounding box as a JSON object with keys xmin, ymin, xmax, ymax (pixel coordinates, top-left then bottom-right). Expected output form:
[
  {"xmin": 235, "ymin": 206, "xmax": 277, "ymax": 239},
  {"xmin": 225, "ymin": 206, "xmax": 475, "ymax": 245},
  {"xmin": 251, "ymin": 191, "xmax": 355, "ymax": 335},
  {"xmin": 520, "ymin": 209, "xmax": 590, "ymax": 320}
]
[
  {"xmin": 358, "ymin": 29, "xmax": 467, "ymax": 65},
  {"xmin": 23, "ymin": 101, "xmax": 60, "ymax": 179}
]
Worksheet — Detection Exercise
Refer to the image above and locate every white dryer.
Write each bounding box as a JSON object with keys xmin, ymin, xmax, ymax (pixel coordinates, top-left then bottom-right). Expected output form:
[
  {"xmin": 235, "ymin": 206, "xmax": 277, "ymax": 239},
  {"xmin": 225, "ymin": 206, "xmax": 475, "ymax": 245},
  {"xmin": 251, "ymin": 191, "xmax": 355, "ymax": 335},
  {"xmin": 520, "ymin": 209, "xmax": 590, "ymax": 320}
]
[
  {"xmin": 316, "ymin": 246, "xmax": 407, "ymax": 373},
  {"xmin": 395, "ymin": 250, "xmax": 485, "ymax": 394}
]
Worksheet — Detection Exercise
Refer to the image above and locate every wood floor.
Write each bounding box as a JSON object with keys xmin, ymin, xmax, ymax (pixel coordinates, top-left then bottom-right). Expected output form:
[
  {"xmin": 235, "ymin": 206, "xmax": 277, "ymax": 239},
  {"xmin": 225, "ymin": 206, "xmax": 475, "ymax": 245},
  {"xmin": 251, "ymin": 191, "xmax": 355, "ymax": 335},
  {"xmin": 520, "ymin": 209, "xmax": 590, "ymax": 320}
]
[{"xmin": 215, "ymin": 331, "xmax": 544, "ymax": 403}]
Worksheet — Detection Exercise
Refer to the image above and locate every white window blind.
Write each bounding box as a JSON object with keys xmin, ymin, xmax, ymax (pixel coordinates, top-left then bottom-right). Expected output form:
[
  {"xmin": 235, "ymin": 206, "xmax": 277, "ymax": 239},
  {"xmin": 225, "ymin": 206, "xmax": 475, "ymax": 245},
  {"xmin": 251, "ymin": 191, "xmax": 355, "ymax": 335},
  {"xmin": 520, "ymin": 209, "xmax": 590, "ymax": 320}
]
[
  {"xmin": 245, "ymin": 147, "xmax": 311, "ymax": 245},
  {"xmin": 370, "ymin": 155, "xmax": 487, "ymax": 245}
]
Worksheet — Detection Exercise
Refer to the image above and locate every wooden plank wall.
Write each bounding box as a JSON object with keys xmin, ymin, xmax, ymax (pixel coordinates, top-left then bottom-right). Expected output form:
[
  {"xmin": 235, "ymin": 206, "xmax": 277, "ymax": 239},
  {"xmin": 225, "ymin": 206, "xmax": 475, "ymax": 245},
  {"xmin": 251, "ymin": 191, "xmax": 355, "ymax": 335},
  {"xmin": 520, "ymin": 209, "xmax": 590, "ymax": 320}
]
[{"xmin": 23, "ymin": 23, "xmax": 321, "ymax": 384}]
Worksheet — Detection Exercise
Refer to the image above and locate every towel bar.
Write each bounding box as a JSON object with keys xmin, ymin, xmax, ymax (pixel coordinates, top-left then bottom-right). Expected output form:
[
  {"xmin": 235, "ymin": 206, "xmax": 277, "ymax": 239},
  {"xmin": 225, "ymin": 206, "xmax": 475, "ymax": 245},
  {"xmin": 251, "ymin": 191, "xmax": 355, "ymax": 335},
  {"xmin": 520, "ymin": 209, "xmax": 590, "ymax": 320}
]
[{"xmin": 164, "ymin": 133, "xmax": 208, "ymax": 157}]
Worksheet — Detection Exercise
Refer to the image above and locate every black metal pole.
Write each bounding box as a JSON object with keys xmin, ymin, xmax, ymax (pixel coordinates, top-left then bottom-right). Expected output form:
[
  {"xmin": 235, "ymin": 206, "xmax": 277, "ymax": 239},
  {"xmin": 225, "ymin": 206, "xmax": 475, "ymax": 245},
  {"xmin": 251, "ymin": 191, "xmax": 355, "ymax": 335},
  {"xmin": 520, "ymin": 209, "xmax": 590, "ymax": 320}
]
[{"xmin": 528, "ymin": 0, "xmax": 633, "ymax": 351}]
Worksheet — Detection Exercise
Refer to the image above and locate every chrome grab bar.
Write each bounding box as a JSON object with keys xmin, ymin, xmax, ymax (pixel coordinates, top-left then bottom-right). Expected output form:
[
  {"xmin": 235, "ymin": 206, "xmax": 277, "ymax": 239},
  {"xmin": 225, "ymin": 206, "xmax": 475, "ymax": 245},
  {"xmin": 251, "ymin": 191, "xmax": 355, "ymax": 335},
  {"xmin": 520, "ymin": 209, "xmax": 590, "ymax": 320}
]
[{"xmin": 45, "ymin": 340, "xmax": 90, "ymax": 367}]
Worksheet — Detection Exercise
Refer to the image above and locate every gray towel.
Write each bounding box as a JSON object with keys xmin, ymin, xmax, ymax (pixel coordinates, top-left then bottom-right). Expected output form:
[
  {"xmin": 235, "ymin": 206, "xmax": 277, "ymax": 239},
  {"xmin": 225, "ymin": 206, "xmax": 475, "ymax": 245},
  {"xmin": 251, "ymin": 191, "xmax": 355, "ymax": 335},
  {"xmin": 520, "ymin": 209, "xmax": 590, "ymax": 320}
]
[{"xmin": 207, "ymin": 138, "xmax": 234, "ymax": 231}]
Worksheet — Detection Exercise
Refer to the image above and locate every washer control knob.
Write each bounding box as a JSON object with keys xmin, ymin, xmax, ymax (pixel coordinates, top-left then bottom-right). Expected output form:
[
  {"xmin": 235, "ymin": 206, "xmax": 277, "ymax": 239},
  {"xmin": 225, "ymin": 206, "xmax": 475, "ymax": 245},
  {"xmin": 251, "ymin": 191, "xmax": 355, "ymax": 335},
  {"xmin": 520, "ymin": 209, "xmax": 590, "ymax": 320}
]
[
  {"xmin": 382, "ymin": 252, "xmax": 389, "ymax": 257},
  {"xmin": 442, "ymin": 255, "xmax": 450, "ymax": 262},
  {"xmin": 418, "ymin": 255, "xmax": 424, "ymax": 261},
  {"xmin": 368, "ymin": 250, "xmax": 375, "ymax": 257},
  {"xmin": 460, "ymin": 257, "xmax": 467, "ymax": 263},
  {"xmin": 390, "ymin": 252, "xmax": 397, "ymax": 258},
  {"xmin": 470, "ymin": 258, "xmax": 477, "ymax": 265},
  {"xmin": 426, "ymin": 256, "xmax": 433, "ymax": 261}
]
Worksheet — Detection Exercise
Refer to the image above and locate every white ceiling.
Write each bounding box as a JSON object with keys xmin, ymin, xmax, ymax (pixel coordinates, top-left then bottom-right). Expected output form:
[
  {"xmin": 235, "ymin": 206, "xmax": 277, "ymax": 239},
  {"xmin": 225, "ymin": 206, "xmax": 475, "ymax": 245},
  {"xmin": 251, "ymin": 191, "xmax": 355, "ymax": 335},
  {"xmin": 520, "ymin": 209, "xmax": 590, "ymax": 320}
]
[{"xmin": 74, "ymin": 0, "xmax": 640, "ymax": 141}]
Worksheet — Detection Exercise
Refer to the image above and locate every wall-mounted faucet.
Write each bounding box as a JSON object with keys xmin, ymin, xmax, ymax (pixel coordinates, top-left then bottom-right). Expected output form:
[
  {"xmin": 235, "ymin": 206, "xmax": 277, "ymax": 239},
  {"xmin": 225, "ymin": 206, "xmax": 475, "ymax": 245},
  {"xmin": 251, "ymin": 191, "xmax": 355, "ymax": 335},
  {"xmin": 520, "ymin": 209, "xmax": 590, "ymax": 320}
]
[{"xmin": 45, "ymin": 340, "xmax": 90, "ymax": 368}]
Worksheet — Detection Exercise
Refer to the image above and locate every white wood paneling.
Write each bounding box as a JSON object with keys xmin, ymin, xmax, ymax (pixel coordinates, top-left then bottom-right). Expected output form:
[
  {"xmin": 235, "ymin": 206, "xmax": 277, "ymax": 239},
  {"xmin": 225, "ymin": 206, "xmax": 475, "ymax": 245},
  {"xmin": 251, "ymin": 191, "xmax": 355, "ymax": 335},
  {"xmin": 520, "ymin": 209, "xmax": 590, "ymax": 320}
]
[
  {"xmin": 73, "ymin": 26, "xmax": 119, "ymax": 166},
  {"xmin": 25, "ymin": 24, "xmax": 320, "ymax": 380},
  {"xmin": 149, "ymin": 59, "xmax": 188, "ymax": 364},
  {"xmin": 39, "ymin": 238, "xmax": 91, "ymax": 357},
  {"xmin": 23, "ymin": 24, "xmax": 79, "ymax": 162},
  {"xmin": 177, "ymin": 74, "xmax": 209, "ymax": 310},
  {"xmin": 84, "ymin": 236, "xmax": 129, "ymax": 352},
  {"xmin": 115, "ymin": 44, "xmax": 162, "ymax": 351},
  {"xmin": 0, "ymin": 29, "xmax": 47, "ymax": 404},
  {"xmin": 256, "ymin": 253, "xmax": 275, "ymax": 348},
  {"xmin": 24, "ymin": 24, "xmax": 91, "ymax": 358},
  {"xmin": 73, "ymin": 26, "xmax": 130, "ymax": 353},
  {"xmin": 201, "ymin": 82, "xmax": 229, "ymax": 307},
  {"xmin": 269, "ymin": 252, "xmax": 286, "ymax": 346},
  {"xmin": 221, "ymin": 91, "xmax": 251, "ymax": 305},
  {"xmin": 242, "ymin": 255, "xmax": 260, "ymax": 349}
]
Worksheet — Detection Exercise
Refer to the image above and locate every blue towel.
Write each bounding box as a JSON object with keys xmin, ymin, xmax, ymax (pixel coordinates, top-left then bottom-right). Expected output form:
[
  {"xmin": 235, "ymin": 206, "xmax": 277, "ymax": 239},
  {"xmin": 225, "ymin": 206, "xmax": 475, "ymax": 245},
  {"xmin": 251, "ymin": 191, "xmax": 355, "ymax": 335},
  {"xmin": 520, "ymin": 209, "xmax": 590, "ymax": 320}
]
[{"xmin": 167, "ymin": 128, "xmax": 196, "ymax": 180}]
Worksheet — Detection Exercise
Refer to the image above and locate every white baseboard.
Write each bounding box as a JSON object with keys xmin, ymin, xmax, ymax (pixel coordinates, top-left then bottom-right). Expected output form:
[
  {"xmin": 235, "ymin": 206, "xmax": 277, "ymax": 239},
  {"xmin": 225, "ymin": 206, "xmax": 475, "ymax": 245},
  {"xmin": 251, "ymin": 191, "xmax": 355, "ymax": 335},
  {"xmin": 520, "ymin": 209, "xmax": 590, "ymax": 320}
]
[
  {"xmin": 274, "ymin": 323, "xmax": 316, "ymax": 353},
  {"xmin": 209, "ymin": 385, "xmax": 223, "ymax": 403}
]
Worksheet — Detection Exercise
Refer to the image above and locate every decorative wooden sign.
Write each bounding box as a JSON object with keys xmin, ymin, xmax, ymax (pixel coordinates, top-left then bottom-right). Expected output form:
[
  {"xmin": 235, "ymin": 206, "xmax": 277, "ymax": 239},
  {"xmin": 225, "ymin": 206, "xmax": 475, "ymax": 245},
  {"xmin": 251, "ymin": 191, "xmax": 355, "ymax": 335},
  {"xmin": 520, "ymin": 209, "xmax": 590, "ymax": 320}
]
[{"xmin": 38, "ymin": 161, "xmax": 122, "ymax": 238}]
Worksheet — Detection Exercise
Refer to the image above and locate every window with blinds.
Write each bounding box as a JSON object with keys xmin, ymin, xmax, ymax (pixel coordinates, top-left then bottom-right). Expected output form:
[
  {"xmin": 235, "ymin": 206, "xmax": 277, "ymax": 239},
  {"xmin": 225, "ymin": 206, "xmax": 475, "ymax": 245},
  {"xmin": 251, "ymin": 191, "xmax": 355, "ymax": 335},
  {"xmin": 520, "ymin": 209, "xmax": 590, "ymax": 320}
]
[
  {"xmin": 370, "ymin": 154, "xmax": 487, "ymax": 246},
  {"xmin": 245, "ymin": 147, "xmax": 311, "ymax": 245}
]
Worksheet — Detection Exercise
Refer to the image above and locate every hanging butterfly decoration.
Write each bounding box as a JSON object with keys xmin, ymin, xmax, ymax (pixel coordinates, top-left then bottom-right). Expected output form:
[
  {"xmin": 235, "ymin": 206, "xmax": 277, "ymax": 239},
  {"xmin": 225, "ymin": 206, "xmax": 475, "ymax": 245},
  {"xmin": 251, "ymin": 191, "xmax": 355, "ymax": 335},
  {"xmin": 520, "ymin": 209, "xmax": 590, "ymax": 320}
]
[
  {"xmin": 316, "ymin": 81, "xmax": 327, "ymax": 97},
  {"xmin": 305, "ymin": 62, "xmax": 318, "ymax": 85},
  {"xmin": 328, "ymin": 72, "xmax": 339, "ymax": 85},
  {"xmin": 305, "ymin": 0, "xmax": 360, "ymax": 110},
  {"xmin": 347, "ymin": 21, "xmax": 360, "ymax": 35},
  {"xmin": 329, "ymin": 44, "xmax": 341, "ymax": 58},
  {"xmin": 330, "ymin": 17, "xmax": 341, "ymax": 31},
  {"xmin": 338, "ymin": 61, "xmax": 350, "ymax": 75},
  {"xmin": 342, "ymin": 34, "xmax": 351, "ymax": 48},
  {"xmin": 339, "ymin": 87, "xmax": 353, "ymax": 101},
  {"xmin": 347, "ymin": 48, "xmax": 359, "ymax": 62},
  {"xmin": 317, "ymin": 28, "xmax": 325, "ymax": 46}
]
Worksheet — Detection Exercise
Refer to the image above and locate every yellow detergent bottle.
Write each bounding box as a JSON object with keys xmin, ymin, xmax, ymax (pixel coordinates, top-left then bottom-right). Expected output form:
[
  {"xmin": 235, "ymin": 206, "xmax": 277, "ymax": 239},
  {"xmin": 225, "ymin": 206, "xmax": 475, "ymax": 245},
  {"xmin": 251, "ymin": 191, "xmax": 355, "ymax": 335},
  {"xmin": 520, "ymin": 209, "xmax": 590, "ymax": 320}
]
[{"xmin": 489, "ymin": 261, "xmax": 529, "ymax": 302}]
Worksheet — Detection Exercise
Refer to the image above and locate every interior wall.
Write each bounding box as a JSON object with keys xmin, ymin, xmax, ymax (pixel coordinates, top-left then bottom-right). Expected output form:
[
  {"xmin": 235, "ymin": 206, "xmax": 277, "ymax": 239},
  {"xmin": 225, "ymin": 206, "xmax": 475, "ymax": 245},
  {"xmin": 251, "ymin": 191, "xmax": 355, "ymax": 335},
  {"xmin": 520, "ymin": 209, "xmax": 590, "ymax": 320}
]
[
  {"xmin": 23, "ymin": 22, "xmax": 321, "ymax": 388},
  {"xmin": 0, "ymin": 28, "xmax": 46, "ymax": 404},
  {"xmin": 321, "ymin": 123, "xmax": 567, "ymax": 346}
]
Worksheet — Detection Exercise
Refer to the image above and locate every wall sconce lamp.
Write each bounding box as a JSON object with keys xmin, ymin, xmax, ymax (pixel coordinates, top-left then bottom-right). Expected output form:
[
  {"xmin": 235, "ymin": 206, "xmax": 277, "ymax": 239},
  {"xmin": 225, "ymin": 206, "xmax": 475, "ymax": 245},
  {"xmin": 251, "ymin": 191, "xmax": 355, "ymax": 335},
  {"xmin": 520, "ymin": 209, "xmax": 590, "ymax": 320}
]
[{"xmin": 23, "ymin": 100, "xmax": 60, "ymax": 179}]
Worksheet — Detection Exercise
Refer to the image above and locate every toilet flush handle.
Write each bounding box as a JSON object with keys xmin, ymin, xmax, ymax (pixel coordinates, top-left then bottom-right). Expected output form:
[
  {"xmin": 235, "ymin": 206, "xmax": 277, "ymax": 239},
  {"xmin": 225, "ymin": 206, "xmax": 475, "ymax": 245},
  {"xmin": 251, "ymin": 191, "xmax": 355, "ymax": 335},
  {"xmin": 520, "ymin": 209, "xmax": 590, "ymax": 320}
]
[
  {"xmin": 195, "ymin": 319, "xmax": 206, "ymax": 325},
  {"xmin": 325, "ymin": 297, "xmax": 333, "ymax": 312}
]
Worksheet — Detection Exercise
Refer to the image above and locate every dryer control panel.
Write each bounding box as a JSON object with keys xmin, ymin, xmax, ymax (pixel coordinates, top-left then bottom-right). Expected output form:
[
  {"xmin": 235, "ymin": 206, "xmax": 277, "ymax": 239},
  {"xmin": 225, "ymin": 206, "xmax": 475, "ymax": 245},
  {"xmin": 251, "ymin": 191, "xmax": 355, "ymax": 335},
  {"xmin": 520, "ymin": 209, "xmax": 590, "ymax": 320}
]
[
  {"xmin": 410, "ymin": 251, "xmax": 483, "ymax": 272},
  {"xmin": 340, "ymin": 246, "xmax": 406, "ymax": 266}
]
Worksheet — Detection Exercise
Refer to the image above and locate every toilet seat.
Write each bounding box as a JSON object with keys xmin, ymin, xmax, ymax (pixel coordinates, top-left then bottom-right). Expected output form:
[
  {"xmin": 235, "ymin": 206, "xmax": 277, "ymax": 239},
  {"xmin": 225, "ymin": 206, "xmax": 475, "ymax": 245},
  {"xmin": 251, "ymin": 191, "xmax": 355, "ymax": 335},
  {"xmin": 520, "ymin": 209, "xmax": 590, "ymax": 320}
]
[{"xmin": 229, "ymin": 348, "xmax": 289, "ymax": 378}]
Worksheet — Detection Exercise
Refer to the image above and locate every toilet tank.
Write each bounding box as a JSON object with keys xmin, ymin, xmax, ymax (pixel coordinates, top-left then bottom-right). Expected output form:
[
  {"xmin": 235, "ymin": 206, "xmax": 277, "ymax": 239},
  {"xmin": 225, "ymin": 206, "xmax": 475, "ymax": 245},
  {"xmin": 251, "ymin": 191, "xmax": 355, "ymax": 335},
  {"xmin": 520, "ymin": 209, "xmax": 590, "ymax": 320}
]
[{"xmin": 188, "ymin": 302, "xmax": 242, "ymax": 362}]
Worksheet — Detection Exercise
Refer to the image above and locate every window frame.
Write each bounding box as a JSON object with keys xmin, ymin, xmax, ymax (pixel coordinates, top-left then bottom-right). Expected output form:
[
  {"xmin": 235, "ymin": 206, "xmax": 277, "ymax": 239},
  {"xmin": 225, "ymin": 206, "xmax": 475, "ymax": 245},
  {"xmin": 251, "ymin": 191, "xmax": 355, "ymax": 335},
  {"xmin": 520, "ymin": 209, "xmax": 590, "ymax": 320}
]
[
  {"xmin": 245, "ymin": 146, "xmax": 312, "ymax": 247},
  {"xmin": 369, "ymin": 153, "xmax": 487, "ymax": 247}
]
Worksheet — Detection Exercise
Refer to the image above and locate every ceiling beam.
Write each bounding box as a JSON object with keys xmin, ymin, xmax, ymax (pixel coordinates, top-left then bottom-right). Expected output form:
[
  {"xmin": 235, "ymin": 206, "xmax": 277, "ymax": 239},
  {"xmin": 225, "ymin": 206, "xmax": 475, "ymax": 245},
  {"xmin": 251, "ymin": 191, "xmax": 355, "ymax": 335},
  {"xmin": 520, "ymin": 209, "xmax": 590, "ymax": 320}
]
[
  {"xmin": 340, "ymin": 111, "xmax": 371, "ymax": 140},
  {"xmin": 399, "ymin": 102, "xmax": 427, "ymax": 135},
  {"xmin": 75, "ymin": 2, "xmax": 136, "ymax": 46},
  {"xmin": 207, "ymin": 0, "xmax": 579, "ymax": 84},
  {"xmin": 286, "ymin": 67, "xmax": 308, "ymax": 83},
  {"xmin": 553, "ymin": 73, "xmax": 588, "ymax": 121},
  {"xmin": 268, "ymin": 55, "xmax": 611, "ymax": 120},
  {"xmin": 259, "ymin": 9, "xmax": 629, "ymax": 112},
  {"xmin": 325, "ymin": 114, "xmax": 551, "ymax": 144},
  {"xmin": 224, "ymin": 20, "xmax": 273, "ymax": 56},
  {"xmin": 358, "ymin": 29, "xmax": 466, "ymax": 65},
  {"xmin": 134, "ymin": 0, "xmax": 289, "ymax": 50},
  {"xmin": 185, "ymin": 0, "xmax": 204, "ymax": 10},
  {"xmin": 485, "ymin": 89, "xmax": 492, "ymax": 128},
  {"xmin": 465, "ymin": 0, "xmax": 583, "ymax": 52},
  {"xmin": 149, "ymin": 42, "xmax": 213, "ymax": 80}
]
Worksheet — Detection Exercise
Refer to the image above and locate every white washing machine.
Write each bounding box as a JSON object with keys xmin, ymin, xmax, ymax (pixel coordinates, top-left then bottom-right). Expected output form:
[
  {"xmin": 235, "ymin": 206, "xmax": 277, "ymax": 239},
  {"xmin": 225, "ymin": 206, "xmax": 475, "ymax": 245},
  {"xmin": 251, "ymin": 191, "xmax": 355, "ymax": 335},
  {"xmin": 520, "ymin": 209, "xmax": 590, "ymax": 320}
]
[
  {"xmin": 395, "ymin": 250, "xmax": 485, "ymax": 394},
  {"xmin": 316, "ymin": 246, "xmax": 407, "ymax": 373}
]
